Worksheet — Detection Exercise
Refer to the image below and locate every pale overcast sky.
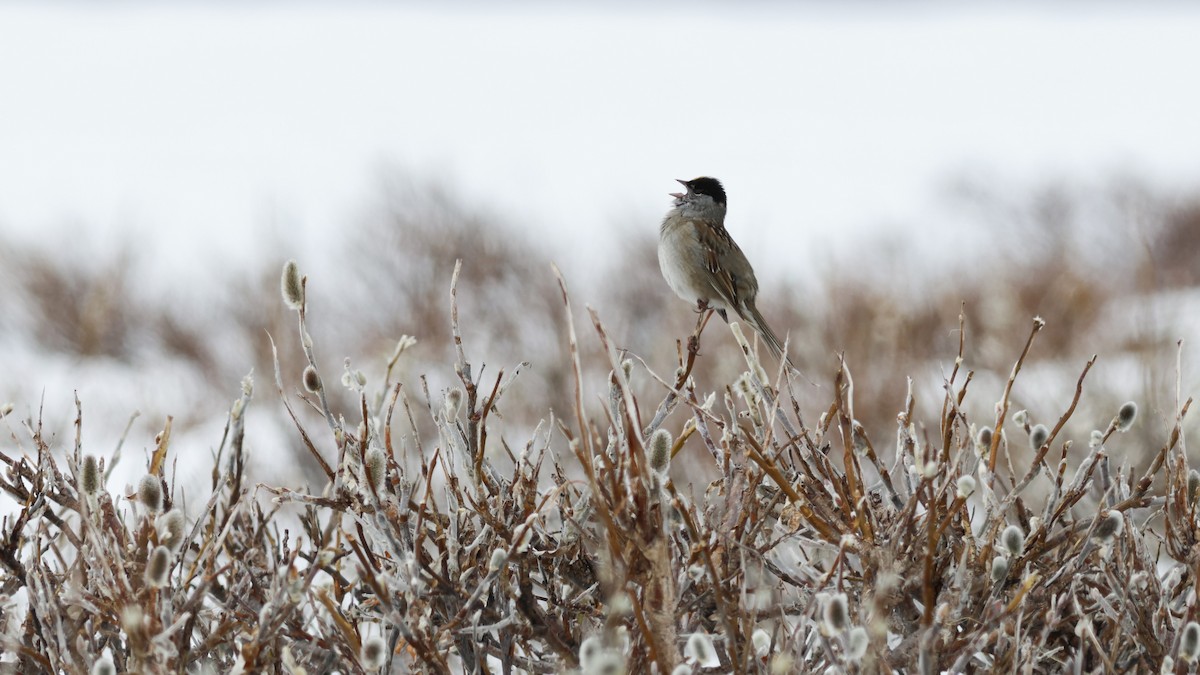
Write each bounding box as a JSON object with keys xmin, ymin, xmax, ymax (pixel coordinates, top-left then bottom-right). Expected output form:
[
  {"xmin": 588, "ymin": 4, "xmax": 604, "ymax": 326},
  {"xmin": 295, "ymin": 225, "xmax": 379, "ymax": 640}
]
[{"xmin": 2, "ymin": 3, "xmax": 1198, "ymax": 282}]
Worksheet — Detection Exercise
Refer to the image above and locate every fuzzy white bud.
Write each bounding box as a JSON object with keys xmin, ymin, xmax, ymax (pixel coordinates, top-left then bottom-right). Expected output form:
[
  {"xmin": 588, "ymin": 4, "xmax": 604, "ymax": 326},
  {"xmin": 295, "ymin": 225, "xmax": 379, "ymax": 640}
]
[
  {"xmin": 1029, "ymin": 424, "xmax": 1049, "ymax": 449},
  {"xmin": 847, "ymin": 626, "xmax": 869, "ymax": 661},
  {"xmin": 685, "ymin": 632, "xmax": 719, "ymax": 667},
  {"xmin": 1182, "ymin": 622, "xmax": 1200, "ymax": 663},
  {"xmin": 956, "ymin": 475, "xmax": 976, "ymax": 499},
  {"xmin": 488, "ymin": 548, "xmax": 508, "ymax": 573},
  {"xmin": 145, "ymin": 545, "xmax": 172, "ymax": 588},
  {"xmin": 302, "ymin": 365, "xmax": 322, "ymax": 393},
  {"xmin": 974, "ymin": 425, "xmax": 993, "ymax": 456},
  {"xmin": 976, "ymin": 426, "xmax": 994, "ymax": 453},
  {"xmin": 1089, "ymin": 430, "xmax": 1105, "ymax": 448},
  {"xmin": 137, "ymin": 475, "xmax": 163, "ymax": 513},
  {"xmin": 360, "ymin": 635, "xmax": 387, "ymax": 670},
  {"xmin": 991, "ymin": 555, "xmax": 1009, "ymax": 583},
  {"xmin": 1115, "ymin": 401, "xmax": 1138, "ymax": 432},
  {"xmin": 648, "ymin": 429, "xmax": 672, "ymax": 475},
  {"xmin": 80, "ymin": 454, "xmax": 101, "ymax": 495},
  {"xmin": 281, "ymin": 259, "xmax": 304, "ymax": 310},
  {"xmin": 579, "ymin": 636, "xmax": 603, "ymax": 670},
  {"xmin": 365, "ymin": 447, "xmax": 387, "ymax": 492},
  {"xmin": 1001, "ymin": 525, "xmax": 1025, "ymax": 557},
  {"xmin": 1093, "ymin": 511, "xmax": 1125, "ymax": 540},
  {"xmin": 579, "ymin": 634, "xmax": 600, "ymax": 658},
  {"xmin": 157, "ymin": 509, "xmax": 186, "ymax": 551},
  {"xmin": 822, "ymin": 592, "xmax": 849, "ymax": 633},
  {"xmin": 1012, "ymin": 410, "xmax": 1028, "ymax": 427},
  {"xmin": 584, "ymin": 650, "xmax": 625, "ymax": 675}
]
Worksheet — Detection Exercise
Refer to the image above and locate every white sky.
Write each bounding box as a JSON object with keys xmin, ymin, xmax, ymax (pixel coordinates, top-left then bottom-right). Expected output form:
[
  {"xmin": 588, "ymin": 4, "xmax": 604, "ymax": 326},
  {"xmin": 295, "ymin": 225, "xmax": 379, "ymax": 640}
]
[{"xmin": 1, "ymin": 3, "xmax": 1199, "ymax": 283}]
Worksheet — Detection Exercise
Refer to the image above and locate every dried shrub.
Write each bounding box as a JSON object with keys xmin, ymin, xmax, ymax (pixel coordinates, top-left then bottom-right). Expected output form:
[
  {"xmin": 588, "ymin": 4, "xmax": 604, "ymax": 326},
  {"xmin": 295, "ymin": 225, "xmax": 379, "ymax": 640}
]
[
  {"xmin": 0, "ymin": 244, "xmax": 143, "ymax": 360},
  {"xmin": 1, "ymin": 260, "xmax": 1196, "ymax": 673}
]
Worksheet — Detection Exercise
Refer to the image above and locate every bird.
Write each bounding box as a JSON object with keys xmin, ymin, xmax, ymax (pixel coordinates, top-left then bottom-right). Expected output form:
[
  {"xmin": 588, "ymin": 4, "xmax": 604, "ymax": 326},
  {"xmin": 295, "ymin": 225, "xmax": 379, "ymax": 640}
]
[{"xmin": 658, "ymin": 176, "xmax": 793, "ymax": 367}]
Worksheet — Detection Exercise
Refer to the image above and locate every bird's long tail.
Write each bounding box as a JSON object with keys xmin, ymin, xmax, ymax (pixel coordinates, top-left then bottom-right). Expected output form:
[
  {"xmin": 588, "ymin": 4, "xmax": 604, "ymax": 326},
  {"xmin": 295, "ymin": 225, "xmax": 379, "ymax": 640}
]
[{"xmin": 742, "ymin": 304, "xmax": 796, "ymax": 371}]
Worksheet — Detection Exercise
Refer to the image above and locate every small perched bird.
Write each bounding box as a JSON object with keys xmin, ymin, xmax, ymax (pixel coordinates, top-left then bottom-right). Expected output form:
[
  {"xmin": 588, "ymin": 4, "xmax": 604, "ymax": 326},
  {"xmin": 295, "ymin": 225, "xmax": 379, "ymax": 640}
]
[{"xmin": 658, "ymin": 176, "xmax": 792, "ymax": 366}]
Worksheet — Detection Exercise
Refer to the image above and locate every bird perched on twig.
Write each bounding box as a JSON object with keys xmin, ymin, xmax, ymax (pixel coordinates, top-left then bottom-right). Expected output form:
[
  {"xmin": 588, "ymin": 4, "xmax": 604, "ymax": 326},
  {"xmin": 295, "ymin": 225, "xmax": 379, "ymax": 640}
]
[{"xmin": 658, "ymin": 176, "xmax": 793, "ymax": 368}]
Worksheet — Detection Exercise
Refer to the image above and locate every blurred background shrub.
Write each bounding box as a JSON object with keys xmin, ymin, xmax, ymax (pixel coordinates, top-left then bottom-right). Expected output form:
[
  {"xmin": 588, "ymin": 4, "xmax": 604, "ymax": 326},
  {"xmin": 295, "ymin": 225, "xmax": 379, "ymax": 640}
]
[{"xmin": 0, "ymin": 170, "xmax": 1196, "ymax": 491}]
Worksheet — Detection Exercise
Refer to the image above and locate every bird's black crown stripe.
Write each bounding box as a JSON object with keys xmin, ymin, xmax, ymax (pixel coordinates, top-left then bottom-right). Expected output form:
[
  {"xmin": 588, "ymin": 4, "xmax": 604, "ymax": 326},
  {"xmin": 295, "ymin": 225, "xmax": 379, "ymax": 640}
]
[{"xmin": 687, "ymin": 177, "xmax": 726, "ymax": 205}]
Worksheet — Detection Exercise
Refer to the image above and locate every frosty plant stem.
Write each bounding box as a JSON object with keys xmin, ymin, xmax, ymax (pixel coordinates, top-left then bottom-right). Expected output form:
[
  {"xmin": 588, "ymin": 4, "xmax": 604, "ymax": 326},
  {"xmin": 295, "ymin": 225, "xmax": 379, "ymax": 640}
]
[
  {"xmin": 988, "ymin": 316, "xmax": 1045, "ymax": 475},
  {"xmin": 644, "ymin": 300, "xmax": 715, "ymax": 436}
]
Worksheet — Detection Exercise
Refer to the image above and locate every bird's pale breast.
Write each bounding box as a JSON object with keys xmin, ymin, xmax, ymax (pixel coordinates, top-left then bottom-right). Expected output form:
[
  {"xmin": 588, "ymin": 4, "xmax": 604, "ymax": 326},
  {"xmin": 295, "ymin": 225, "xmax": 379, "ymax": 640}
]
[{"xmin": 658, "ymin": 216, "xmax": 729, "ymax": 311}]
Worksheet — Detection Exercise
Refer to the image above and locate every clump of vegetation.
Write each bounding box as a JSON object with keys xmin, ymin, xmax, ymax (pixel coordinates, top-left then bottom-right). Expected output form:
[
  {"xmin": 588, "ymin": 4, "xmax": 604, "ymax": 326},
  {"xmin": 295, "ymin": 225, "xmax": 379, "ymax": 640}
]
[{"xmin": 0, "ymin": 257, "xmax": 1195, "ymax": 673}]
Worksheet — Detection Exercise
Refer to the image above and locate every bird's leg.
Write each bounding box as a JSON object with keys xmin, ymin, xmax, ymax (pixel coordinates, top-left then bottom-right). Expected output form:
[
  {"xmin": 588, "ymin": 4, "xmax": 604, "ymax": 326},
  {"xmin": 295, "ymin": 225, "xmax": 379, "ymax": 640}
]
[
  {"xmin": 687, "ymin": 301, "xmax": 716, "ymax": 357},
  {"xmin": 672, "ymin": 302, "xmax": 715, "ymax": 390},
  {"xmin": 694, "ymin": 299, "xmax": 728, "ymax": 322}
]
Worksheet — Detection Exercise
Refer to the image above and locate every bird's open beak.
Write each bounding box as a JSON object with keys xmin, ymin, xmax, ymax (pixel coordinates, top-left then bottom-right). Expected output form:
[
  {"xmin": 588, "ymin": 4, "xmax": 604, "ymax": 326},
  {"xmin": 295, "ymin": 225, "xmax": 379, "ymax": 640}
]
[{"xmin": 669, "ymin": 178, "xmax": 690, "ymax": 200}]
